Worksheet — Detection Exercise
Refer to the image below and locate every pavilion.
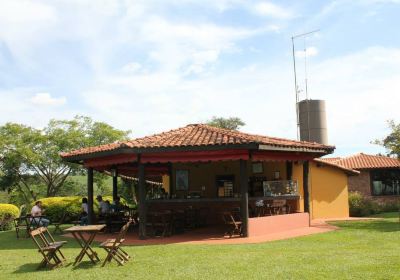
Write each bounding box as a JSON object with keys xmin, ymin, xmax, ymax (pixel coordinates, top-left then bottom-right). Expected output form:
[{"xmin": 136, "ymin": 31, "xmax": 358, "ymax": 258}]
[{"xmin": 61, "ymin": 124, "xmax": 335, "ymax": 238}]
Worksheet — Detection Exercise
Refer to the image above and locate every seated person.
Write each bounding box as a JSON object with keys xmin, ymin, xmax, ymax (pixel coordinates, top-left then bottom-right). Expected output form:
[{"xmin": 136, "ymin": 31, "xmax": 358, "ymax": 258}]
[
  {"xmin": 96, "ymin": 195, "xmax": 110, "ymax": 216},
  {"xmin": 80, "ymin": 197, "xmax": 89, "ymax": 226},
  {"xmin": 105, "ymin": 200, "xmax": 111, "ymax": 211},
  {"xmin": 111, "ymin": 196, "xmax": 123, "ymax": 212},
  {"xmin": 31, "ymin": 201, "xmax": 50, "ymax": 227}
]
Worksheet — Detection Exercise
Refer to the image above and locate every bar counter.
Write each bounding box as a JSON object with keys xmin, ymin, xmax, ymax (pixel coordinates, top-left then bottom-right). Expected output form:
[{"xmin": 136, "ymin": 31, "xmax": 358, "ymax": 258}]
[
  {"xmin": 147, "ymin": 195, "xmax": 300, "ymax": 225},
  {"xmin": 147, "ymin": 195, "xmax": 300, "ymax": 203}
]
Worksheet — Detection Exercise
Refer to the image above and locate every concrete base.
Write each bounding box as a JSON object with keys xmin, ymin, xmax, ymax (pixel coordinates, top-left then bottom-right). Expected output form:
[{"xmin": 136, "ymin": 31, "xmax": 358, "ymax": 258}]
[{"xmin": 248, "ymin": 213, "xmax": 310, "ymax": 237}]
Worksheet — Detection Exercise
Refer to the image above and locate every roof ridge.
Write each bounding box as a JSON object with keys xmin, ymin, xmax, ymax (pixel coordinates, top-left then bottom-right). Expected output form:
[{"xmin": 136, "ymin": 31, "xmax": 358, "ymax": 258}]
[{"xmin": 198, "ymin": 123, "xmax": 334, "ymax": 148}]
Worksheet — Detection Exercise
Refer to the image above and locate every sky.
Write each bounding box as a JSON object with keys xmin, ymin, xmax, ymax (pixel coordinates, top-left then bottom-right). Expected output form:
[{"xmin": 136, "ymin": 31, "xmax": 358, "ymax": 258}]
[{"xmin": 0, "ymin": 0, "xmax": 399, "ymax": 157}]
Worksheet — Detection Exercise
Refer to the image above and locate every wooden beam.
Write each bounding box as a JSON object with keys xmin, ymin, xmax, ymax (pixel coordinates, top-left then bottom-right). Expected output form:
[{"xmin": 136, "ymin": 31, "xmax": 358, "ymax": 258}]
[
  {"xmin": 87, "ymin": 167, "xmax": 94, "ymax": 225},
  {"xmin": 303, "ymin": 161, "xmax": 310, "ymax": 213},
  {"xmin": 138, "ymin": 161, "xmax": 147, "ymax": 239},
  {"xmin": 112, "ymin": 168, "xmax": 118, "ymax": 202},
  {"xmin": 63, "ymin": 143, "xmax": 259, "ymax": 162},
  {"xmin": 240, "ymin": 159, "xmax": 249, "ymax": 237}
]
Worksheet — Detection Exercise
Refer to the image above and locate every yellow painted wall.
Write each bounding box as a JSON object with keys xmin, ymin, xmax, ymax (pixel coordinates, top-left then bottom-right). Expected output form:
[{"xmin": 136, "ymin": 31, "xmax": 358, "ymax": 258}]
[
  {"xmin": 293, "ymin": 161, "xmax": 349, "ymax": 219},
  {"xmin": 309, "ymin": 161, "xmax": 349, "ymax": 219},
  {"xmin": 162, "ymin": 175, "xmax": 170, "ymax": 194},
  {"xmin": 292, "ymin": 163, "xmax": 304, "ymax": 213}
]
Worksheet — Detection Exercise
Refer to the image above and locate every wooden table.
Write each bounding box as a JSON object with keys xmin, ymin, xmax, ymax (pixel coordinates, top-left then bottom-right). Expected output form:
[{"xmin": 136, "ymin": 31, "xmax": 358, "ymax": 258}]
[{"xmin": 64, "ymin": 224, "xmax": 106, "ymax": 265}]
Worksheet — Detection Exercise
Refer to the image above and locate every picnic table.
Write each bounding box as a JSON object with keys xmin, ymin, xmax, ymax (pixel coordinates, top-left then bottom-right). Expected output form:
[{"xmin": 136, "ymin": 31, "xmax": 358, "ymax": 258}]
[{"xmin": 64, "ymin": 224, "xmax": 105, "ymax": 265}]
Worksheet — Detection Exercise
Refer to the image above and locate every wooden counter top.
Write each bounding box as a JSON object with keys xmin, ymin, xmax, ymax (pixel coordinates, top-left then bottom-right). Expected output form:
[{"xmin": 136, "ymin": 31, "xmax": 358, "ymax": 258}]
[{"xmin": 147, "ymin": 195, "xmax": 299, "ymax": 203}]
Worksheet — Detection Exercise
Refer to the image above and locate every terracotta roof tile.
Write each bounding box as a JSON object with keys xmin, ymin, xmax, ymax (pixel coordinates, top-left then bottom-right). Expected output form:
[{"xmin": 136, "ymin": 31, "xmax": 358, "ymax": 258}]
[
  {"xmin": 61, "ymin": 124, "xmax": 334, "ymax": 158},
  {"xmin": 318, "ymin": 157, "xmax": 341, "ymax": 163},
  {"xmin": 313, "ymin": 158, "xmax": 360, "ymax": 175},
  {"xmin": 321, "ymin": 153, "xmax": 400, "ymax": 170}
]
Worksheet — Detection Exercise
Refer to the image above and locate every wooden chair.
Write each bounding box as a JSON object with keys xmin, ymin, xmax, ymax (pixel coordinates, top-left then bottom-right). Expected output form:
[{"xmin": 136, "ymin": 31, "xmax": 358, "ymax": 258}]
[
  {"xmin": 99, "ymin": 220, "xmax": 132, "ymax": 266},
  {"xmin": 271, "ymin": 200, "xmax": 287, "ymax": 215},
  {"xmin": 14, "ymin": 205, "xmax": 29, "ymax": 238},
  {"xmin": 184, "ymin": 208, "xmax": 197, "ymax": 229},
  {"xmin": 30, "ymin": 227, "xmax": 66, "ymax": 270},
  {"xmin": 14, "ymin": 215, "xmax": 30, "ymax": 238},
  {"xmin": 171, "ymin": 210, "xmax": 185, "ymax": 235},
  {"xmin": 222, "ymin": 211, "xmax": 242, "ymax": 238},
  {"xmin": 146, "ymin": 211, "xmax": 171, "ymax": 237},
  {"xmin": 197, "ymin": 207, "xmax": 209, "ymax": 227},
  {"xmin": 52, "ymin": 211, "xmax": 68, "ymax": 234}
]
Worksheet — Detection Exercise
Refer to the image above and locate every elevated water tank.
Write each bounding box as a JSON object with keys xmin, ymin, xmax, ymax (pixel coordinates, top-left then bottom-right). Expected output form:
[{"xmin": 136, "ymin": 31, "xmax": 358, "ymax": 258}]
[{"xmin": 298, "ymin": 99, "xmax": 328, "ymax": 145}]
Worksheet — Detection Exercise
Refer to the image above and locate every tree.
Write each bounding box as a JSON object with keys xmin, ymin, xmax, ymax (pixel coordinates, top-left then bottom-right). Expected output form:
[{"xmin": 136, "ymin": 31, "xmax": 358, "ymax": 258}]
[
  {"xmin": 206, "ymin": 116, "xmax": 245, "ymax": 130},
  {"xmin": 0, "ymin": 116, "xmax": 130, "ymax": 199},
  {"xmin": 0, "ymin": 123, "xmax": 40, "ymax": 203},
  {"xmin": 375, "ymin": 120, "xmax": 400, "ymax": 158}
]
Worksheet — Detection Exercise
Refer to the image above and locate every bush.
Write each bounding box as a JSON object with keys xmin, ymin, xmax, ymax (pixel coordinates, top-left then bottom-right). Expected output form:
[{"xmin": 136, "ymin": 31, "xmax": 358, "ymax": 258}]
[
  {"xmin": 33, "ymin": 196, "xmax": 126, "ymax": 223},
  {"xmin": 348, "ymin": 191, "xmax": 380, "ymax": 217},
  {"xmin": 0, "ymin": 203, "xmax": 19, "ymax": 230},
  {"xmin": 378, "ymin": 201, "xmax": 400, "ymax": 213}
]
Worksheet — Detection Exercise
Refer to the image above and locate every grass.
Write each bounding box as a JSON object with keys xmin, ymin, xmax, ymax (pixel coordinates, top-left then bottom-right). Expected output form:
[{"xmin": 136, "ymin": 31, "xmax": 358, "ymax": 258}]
[{"xmin": 0, "ymin": 213, "xmax": 399, "ymax": 280}]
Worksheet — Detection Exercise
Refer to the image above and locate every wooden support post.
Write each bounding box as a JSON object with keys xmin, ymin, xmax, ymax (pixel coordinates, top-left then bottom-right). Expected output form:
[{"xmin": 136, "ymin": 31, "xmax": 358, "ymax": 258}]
[
  {"xmin": 138, "ymin": 161, "xmax": 147, "ymax": 239},
  {"xmin": 303, "ymin": 160, "xmax": 310, "ymax": 213},
  {"xmin": 168, "ymin": 163, "xmax": 173, "ymax": 196},
  {"xmin": 240, "ymin": 159, "xmax": 249, "ymax": 237},
  {"xmin": 286, "ymin": 161, "xmax": 293, "ymax": 180},
  {"xmin": 112, "ymin": 169, "xmax": 118, "ymax": 202},
  {"xmin": 87, "ymin": 167, "xmax": 94, "ymax": 225}
]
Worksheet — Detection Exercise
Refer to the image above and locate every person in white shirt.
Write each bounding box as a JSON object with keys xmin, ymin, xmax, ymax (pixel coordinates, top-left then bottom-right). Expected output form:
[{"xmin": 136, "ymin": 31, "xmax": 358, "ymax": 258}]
[
  {"xmin": 31, "ymin": 201, "xmax": 50, "ymax": 227},
  {"xmin": 96, "ymin": 195, "xmax": 109, "ymax": 215},
  {"xmin": 80, "ymin": 197, "xmax": 89, "ymax": 225}
]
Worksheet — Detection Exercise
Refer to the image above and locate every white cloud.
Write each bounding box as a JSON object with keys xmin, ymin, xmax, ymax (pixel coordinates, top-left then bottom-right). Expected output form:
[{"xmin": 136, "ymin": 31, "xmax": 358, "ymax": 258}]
[
  {"xmin": 252, "ymin": 2, "xmax": 293, "ymax": 19},
  {"xmin": 79, "ymin": 46, "xmax": 398, "ymax": 158},
  {"xmin": 30, "ymin": 93, "xmax": 66, "ymax": 106},
  {"xmin": 0, "ymin": 0, "xmax": 57, "ymax": 23},
  {"xmin": 121, "ymin": 62, "xmax": 142, "ymax": 73},
  {"xmin": 0, "ymin": 89, "xmax": 75, "ymax": 128},
  {"xmin": 0, "ymin": 0, "xmax": 397, "ymax": 158}
]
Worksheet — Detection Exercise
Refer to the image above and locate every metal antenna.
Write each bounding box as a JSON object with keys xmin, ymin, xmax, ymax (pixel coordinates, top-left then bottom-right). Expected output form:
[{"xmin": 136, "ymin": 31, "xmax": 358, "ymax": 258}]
[{"xmin": 291, "ymin": 29, "xmax": 320, "ymax": 140}]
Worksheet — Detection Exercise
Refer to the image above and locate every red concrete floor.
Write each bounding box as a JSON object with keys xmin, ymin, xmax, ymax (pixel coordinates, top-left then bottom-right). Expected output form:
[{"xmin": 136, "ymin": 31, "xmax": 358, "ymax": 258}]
[{"xmin": 64, "ymin": 219, "xmax": 356, "ymax": 246}]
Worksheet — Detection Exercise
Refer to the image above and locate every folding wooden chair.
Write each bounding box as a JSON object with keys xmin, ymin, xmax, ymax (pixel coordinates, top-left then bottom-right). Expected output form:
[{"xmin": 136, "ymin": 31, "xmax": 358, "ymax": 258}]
[
  {"xmin": 30, "ymin": 227, "xmax": 66, "ymax": 270},
  {"xmin": 222, "ymin": 211, "xmax": 242, "ymax": 238},
  {"xmin": 99, "ymin": 220, "xmax": 132, "ymax": 266}
]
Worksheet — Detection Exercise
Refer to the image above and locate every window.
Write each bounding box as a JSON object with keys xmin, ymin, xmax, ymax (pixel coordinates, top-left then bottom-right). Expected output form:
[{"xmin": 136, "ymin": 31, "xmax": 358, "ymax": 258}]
[
  {"xmin": 370, "ymin": 169, "xmax": 400, "ymax": 196},
  {"xmin": 216, "ymin": 175, "xmax": 234, "ymax": 197}
]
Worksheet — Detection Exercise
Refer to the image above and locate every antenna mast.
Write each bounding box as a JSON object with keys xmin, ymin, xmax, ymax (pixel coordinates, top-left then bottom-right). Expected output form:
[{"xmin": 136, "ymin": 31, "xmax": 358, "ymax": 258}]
[{"xmin": 291, "ymin": 29, "xmax": 319, "ymax": 140}]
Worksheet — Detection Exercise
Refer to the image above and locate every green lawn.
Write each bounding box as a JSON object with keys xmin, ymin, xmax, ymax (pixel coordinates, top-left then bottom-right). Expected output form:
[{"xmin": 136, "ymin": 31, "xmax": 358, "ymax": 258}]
[{"xmin": 0, "ymin": 213, "xmax": 399, "ymax": 280}]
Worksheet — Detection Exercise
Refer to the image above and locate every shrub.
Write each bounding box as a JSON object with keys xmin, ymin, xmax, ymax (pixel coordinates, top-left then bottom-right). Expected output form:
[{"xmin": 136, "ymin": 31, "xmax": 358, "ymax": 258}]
[
  {"xmin": 378, "ymin": 201, "xmax": 400, "ymax": 213},
  {"xmin": 0, "ymin": 203, "xmax": 19, "ymax": 230},
  {"xmin": 33, "ymin": 196, "xmax": 126, "ymax": 223},
  {"xmin": 348, "ymin": 191, "xmax": 380, "ymax": 217}
]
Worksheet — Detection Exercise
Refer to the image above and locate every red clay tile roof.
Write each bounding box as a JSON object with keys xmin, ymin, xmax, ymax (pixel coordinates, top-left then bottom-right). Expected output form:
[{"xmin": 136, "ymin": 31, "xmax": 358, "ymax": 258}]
[
  {"xmin": 313, "ymin": 158, "xmax": 360, "ymax": 175},
  {"xmin": 320, "ymin": 153, "xmax": 400, "ymax": 170},
  {"xmin": 61, "ymin": 124, "xmax": 334, "ymax": 158},
  {"xmin": 318, "ymin": 157, "xmax": 341, "ymax": 163}
]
